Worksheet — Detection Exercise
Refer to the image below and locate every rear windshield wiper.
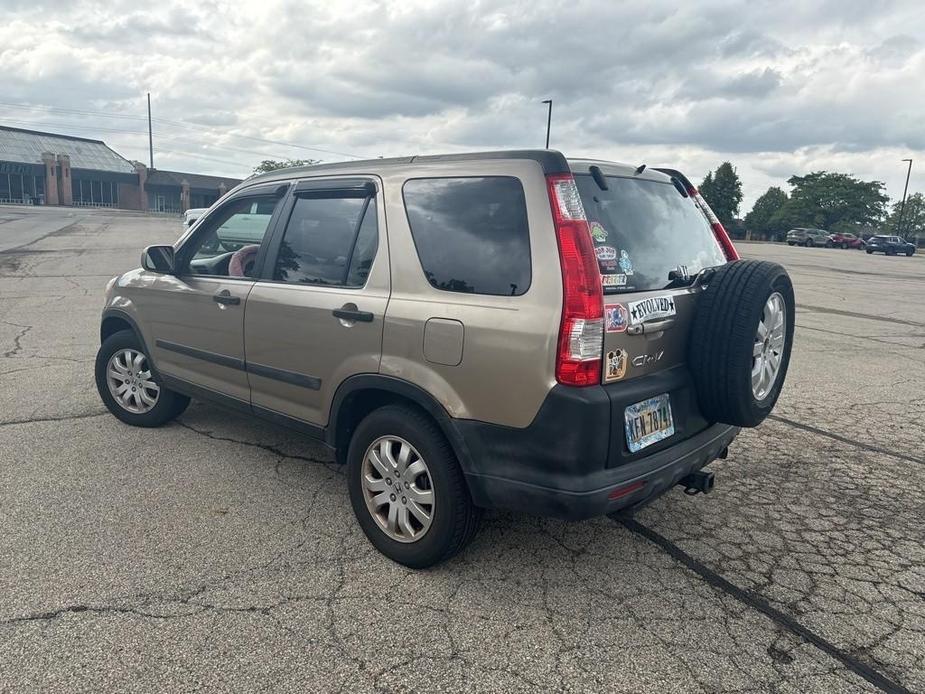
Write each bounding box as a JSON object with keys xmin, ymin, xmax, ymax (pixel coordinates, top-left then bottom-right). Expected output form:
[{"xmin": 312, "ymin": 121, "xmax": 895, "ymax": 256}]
[{"xmin": 664, "ymin": 266, "xmax": 715, "ymax": 290}]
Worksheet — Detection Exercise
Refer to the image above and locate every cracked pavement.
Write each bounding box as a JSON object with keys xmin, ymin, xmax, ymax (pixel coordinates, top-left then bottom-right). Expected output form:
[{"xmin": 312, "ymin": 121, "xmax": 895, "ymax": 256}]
[{"xmin": 1, "ymin": 208, "xmax": 922, "ymax": 692}]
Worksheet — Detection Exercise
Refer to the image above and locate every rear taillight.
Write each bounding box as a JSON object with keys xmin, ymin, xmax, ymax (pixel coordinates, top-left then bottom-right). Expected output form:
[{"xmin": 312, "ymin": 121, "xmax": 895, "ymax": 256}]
[
  {"xmin": 688, "ymin": 187, "xmax": 740, "ymax": 261},
  {"xmin": 546, "ymin": 174, "xmax": 604, "ymax": 386}
]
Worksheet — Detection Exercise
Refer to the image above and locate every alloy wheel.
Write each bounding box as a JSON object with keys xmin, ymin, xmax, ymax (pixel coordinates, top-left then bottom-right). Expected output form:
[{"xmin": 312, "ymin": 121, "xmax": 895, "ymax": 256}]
[
  {"xmin": 361, "ymin": 436, "xmax": 435, "ymax": 543},
  {"xmin": 106, "ymin": 348, "xmax": 160, "ymax": 414},
  {"xmin": 752, "ymin": 292, "xmax": 787, "ymax": 400}
]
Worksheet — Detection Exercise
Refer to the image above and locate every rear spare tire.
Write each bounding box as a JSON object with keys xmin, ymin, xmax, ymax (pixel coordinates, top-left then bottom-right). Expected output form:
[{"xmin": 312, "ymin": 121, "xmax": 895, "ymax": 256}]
[{"xmin": 689, "ymin": 260, "xmax": 795, "ymax": 427}]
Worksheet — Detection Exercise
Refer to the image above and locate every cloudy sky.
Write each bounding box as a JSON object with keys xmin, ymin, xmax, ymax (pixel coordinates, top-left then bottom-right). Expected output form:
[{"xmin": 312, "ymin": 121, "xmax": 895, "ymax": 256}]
[{"xmin": 1, "ymin": 0, "xmax": 923, "ymax": 211}]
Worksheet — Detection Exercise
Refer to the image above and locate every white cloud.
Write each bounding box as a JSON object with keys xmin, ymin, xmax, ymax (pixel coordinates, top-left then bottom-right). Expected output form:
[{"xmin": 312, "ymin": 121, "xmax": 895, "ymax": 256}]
[{"xmin": 0, "ymin": 0, "xmax": 923, "ymax": 211}]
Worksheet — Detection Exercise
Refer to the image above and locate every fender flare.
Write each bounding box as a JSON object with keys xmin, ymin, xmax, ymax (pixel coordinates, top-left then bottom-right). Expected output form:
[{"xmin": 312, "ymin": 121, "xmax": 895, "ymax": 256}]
[{"xmin": 326, "ymin": 374, "xmax": 474, "ymax": 471}]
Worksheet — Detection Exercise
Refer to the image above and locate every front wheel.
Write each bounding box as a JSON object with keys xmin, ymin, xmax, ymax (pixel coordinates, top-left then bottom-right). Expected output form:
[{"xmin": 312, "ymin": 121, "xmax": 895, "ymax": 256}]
[
  {"xmin": 806, "ymin": 238, "xmax": 814, "ymax": 247},
  {"xmin": 347, "ymin": 406, "xmax": 481, "ymax": 568},
  {"xmin": 906, "ymin": 249, "xmax": 915, "ymax": 257},
  {"xmin": 95, "ymin": 330, "xmax": 189, "ymax": 427},
  {"xmin": 866, "ymin": 249, "xmax": 874, "ymax": 254},
  {"xmin": 842, "ymin": 243, "xmax": 848, "ymax": 249}
]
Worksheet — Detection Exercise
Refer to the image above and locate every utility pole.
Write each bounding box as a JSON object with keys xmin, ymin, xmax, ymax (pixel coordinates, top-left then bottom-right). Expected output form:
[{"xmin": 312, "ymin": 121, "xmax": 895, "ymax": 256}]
[
  {"xmin": 542, "ymin": 99, "xmax": 552, "ymax": 149},
  {"xmin": 897, "ymin": 158, "xmax": 913, "ymax": 239},
  {"xmin": 147, "ymin": 92, "xmax": 154, "ymax": 169}
]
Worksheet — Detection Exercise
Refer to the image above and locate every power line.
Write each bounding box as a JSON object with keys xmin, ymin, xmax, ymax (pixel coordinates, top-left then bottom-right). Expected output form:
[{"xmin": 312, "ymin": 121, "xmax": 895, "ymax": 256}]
[
  {"xmin": 0, "ymin": 101, "xmax": 365, "ymax": 159},
  {"xmin": 0, "ymin": 117, "xmax": 297, "ymax": 162}
]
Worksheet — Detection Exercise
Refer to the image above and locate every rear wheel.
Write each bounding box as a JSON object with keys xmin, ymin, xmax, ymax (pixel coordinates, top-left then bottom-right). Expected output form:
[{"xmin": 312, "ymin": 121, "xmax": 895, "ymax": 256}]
[
  {"xmin": 841, "ymin": 242, "xmax": 848, "ymax": 249},
  {"xmin": 346, "ymin": 405, "xmax": 480, "ymax": 568},
  {"xmin": 689, "ymin": 260, "xmax": 795, "ymax": 427},
  {"xmin": 95, "ymin": 330, "xmax": 189, "ymax": 427}
]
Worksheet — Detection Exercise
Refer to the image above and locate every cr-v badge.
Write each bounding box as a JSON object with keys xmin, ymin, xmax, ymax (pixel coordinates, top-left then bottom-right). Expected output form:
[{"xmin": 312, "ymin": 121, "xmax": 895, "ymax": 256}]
[{"xmin": 632, "ymin": 350, "xmax": 664, "ymax": 367}]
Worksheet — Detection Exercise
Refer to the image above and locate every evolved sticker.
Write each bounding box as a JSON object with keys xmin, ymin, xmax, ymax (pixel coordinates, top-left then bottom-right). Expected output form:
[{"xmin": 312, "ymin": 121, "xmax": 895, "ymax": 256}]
[
  {"xmin": 601, "ymin": 274, "xmax": 628, "ymax": 287},
  {"xmin": 605, "ymin": 304, "xmax": 629, "ymax": 333},
  {"xmin": 589, "ymin": 222, "xmax": 608, "ymax": 244},
  {"xmin": 628, "ymin": 295, "xmax": 676, "ymax": 324},
  {"xmin": 605, "ymin": 349, "xmax": 628, "ymax": 381}
]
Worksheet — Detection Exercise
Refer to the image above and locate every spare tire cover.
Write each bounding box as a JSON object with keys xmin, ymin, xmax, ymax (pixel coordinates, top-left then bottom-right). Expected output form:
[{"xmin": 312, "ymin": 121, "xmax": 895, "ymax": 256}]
[{"xmin": 689, "ymin": 260, "xmax": 795, "ymax": 427}]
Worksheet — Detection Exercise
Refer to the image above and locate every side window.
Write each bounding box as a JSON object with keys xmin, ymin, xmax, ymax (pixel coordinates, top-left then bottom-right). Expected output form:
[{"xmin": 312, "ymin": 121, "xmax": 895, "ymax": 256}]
[
  {"xmin": 184, "ymin": 195, "xmax": 280, "ymax": 278},
  {"xmin": 273, "ymin": 194, "xmax": 378, "ymax": 287},
  {"xmin": 402, "ymin": 177, "xmax": 531, "ymax": 296}
]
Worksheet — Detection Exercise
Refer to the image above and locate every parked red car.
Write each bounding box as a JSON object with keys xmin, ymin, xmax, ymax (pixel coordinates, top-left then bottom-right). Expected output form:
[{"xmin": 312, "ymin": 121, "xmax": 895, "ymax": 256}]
[{"xmin": 826, "ymin": 232, "xmax": 864, "ymax": 249}]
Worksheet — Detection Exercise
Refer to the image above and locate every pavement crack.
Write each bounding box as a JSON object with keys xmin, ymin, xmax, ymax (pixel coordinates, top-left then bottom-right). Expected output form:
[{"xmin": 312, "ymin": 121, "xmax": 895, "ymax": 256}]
[
  {"xmin": 0, "ymin": 411, "xmax": 107, "ymax": 428},
  {"xmin": 618, "ymin": 517, "xmax": 912, "ymax": 694},
  {"xmin": 1, "ymin": 320, "xmax": 32, "ymax": 358},
  {"xmin": 175, "ymin": 420, "xmax": 339, "ymax": 471},
  {"xmin": 768, "ymin": 414, "xmax": 924, "ymax": 466}
]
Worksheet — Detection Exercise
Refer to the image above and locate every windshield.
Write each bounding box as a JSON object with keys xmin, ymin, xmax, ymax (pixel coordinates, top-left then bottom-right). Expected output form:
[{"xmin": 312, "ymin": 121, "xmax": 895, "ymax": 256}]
[{"xmin": 574, "ymin": 174, "xmax": 726, "ymax": 293}]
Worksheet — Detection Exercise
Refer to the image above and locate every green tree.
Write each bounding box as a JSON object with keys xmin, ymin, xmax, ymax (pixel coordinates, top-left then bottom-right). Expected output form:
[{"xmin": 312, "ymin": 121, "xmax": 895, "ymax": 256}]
[
  {"xmin": 699, "ymin": 162, "xmax": 743, "ymax": 228},
  {"xmin": 776, "ymin": 171, "xmax": 887, "ymax": 232},
  {"xmin": 886, "ymin": 192, "xmax": 925, "ymax": 240},
  {"xmin": 253, "ymin": 158, "xmax": 319, "ymax": 174},
  {"xmin": 744, "ymin": 186, "xmax": 789, "ymax": 240}
]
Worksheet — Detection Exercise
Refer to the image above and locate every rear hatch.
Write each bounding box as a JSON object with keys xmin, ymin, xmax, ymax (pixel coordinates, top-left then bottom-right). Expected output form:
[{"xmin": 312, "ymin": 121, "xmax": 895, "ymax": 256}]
[{"xmin": 569, "ymin": 161, "xmax": 729, "ymax": 459}]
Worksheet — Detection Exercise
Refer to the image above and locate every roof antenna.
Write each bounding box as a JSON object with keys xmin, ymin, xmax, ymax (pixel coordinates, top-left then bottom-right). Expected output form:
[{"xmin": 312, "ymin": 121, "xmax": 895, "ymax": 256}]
[{"xmin": 634, "ymin": 163, "xmax": 646, "ymax": 175}]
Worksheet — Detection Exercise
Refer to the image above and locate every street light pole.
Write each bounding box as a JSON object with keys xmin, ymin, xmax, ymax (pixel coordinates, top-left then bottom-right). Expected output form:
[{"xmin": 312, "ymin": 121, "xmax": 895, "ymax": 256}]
[
  {"xmin": 542, "ymin": 99, "xmax": 552, "ymax": 149},
  {"xmin": 897, "ymin": 158, "xmax": 913, "ymax": 239}
]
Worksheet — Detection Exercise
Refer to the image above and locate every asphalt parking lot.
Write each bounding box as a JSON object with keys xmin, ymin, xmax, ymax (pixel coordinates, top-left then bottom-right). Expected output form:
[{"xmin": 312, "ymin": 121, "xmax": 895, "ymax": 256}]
[{"xmin": 1, "ymin": 206, "xmax": 922, "ymax": 693}]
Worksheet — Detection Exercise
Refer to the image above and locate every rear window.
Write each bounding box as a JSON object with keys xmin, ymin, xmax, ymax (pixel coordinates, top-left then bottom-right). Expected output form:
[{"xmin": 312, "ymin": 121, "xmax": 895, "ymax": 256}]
[
  {"xmin": 574, "ymin": 175, "xmax": 726, "ymax": 293},
  {"xmin": 403, "ymin": 177, "xmax": 531, "ymax": 296}
]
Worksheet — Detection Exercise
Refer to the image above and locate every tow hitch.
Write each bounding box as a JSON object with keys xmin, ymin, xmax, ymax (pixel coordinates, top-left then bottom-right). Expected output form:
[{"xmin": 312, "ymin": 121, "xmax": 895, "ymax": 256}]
[{"xmin": 678, "ymin": 470, "xmax": 715, "ymax": 496}]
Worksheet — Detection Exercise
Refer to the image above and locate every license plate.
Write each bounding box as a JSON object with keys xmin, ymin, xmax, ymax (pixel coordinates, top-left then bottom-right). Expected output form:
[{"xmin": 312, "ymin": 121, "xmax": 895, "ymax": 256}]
[{"xmin": 625, "ymin": 394, "xmax": 675, "ymax": 453}]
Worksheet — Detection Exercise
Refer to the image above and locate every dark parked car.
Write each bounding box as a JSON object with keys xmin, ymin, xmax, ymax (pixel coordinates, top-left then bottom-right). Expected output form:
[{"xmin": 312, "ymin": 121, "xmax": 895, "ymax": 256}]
[
  {"xmin": 827, "ymin": 232, "xmax": 864, "ymax": 249},
  {"xmin": 786, "ymin": 228, "xmax": 829, "ymax": 247},
  {"xmin": 865, "ymin": 235, "xmax": 915, "ymax": 256}
]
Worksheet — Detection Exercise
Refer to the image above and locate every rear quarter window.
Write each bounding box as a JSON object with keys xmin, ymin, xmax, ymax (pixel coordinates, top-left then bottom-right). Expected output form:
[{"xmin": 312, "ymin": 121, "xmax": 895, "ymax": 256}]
[{"xmin": 402, "ymin": 177, "xmax": 531, "ymax": 296}]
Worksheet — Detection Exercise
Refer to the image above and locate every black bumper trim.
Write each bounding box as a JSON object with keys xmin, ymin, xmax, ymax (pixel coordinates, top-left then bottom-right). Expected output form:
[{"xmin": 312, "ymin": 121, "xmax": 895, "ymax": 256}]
[{"xmin": 464, "ymin": 422, "xmax": 738, "ymax": 520}]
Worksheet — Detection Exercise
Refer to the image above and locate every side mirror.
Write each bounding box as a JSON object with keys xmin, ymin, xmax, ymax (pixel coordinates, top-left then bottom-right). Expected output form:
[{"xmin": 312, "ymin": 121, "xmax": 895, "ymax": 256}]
[{"xmin": 141, "ymin": 245, "xmax": 175, "ymax": 274}]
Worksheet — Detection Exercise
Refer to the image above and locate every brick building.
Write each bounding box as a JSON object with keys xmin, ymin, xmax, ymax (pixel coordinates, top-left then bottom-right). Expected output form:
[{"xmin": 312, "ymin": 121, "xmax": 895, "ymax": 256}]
[{"xmin": 0, "ymin": 125, "xmax": 241, "ymax": 212}]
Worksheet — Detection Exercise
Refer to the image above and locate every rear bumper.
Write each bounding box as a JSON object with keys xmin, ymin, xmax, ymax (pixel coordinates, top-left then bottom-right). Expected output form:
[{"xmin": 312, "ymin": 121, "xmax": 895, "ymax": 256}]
[
  {"xmin": 450, "ymin": 378, "xmax": 739, "ymax": 521},
  {"xmin": 462, "ymin": 421, "xmax": 738, "ymax": 520}
]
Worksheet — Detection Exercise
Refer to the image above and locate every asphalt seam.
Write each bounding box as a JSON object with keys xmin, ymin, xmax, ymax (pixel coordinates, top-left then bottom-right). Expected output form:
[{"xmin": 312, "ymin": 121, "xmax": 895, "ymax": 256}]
[
  {"xmin": 0, "ymin": 411, "xmax": 107, "ymax": 428},
  {"xmin": 620, "ymin": 518, "xmax": 911, "ymax": 694},
  {"xmin": 796, "ymin": 303, "xmax": 925, "ymax": 329},
  {"xmin": 768, "ymin": 414, "xmax": 925, "ymax": 466}
]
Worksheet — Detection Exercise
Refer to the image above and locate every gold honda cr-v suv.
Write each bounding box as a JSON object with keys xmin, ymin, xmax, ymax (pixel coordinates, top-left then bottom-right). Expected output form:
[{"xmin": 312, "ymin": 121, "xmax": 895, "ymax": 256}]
[{"xmin": 96, "ymin": 150, "xmax": 794, "ymax": 567}]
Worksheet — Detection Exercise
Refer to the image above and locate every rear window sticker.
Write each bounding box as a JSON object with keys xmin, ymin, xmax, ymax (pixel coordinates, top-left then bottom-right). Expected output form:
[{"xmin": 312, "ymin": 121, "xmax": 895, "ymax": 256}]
[
  {"xmin": 589, "ymin": 222, "xmax": 608, "ymax": 244},
  {"xmin": 595, "ymin": 245, "xmax": 617, "ymax": 261},
  {"xmin": 601, "ymin": 274, "xmax": 628, "ymax": 287},
  {"xmin": 605, "ymin": 304, "xmax": 628, "ymax": 333},
  {"xmin": 628, "ymin": 295, "xmax": 676, "ymax": 324},
  {"xmin": 619, "ymin": 249, "xmax": 634, "ymax": 275},
  {"xmin": 605, "ymin": 349, "xmax": 628, "ymax": 381}
]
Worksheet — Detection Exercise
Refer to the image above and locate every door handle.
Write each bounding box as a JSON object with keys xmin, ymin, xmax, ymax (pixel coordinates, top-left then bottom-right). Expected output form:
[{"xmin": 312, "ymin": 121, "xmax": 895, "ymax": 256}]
[
  {"xmin": 332, "ymin": 307, "xmax": 374, "ymax": 323},
  {"xmin": 627, "ymin": 318, "xmax": 675, "ymax": 335},
  {"xmin": 213, "ymin": 290, "xmax": 241, "ymax": 306}
]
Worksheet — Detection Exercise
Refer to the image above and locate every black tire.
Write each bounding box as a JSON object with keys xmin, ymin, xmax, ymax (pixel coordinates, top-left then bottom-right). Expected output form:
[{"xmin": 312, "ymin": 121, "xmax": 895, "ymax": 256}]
[
  {"xmin": 805, "ymin": 238, "xmax": 814, "ymax": 247},
  {"xmin": 841, "ymin": 243, "xmax": 848, "ymax": 249},
  {"xmin": 866, "ymin": 249, "xmax": 874, "ymax": 254},
  {"xmin": 347, "ymin": 405, "xmax": 481, "ymax": 568},
  {"xmin": 689, "ymin": 260, "xmax": 795, "ymax": 427},
  {"xmin": 95, "ymin": 329, "xmax": 189, "ymax": 427},
  {"xmin": 825, "ymin": 240, "xmax": 833, "ymax": 248},
  {"xmin": 907, "ymin": 249, "xmax": 915, "ymax": 257},
  {"xmin": 787, "ymin": 242, "xmax": 795, "ymax": 246}
]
